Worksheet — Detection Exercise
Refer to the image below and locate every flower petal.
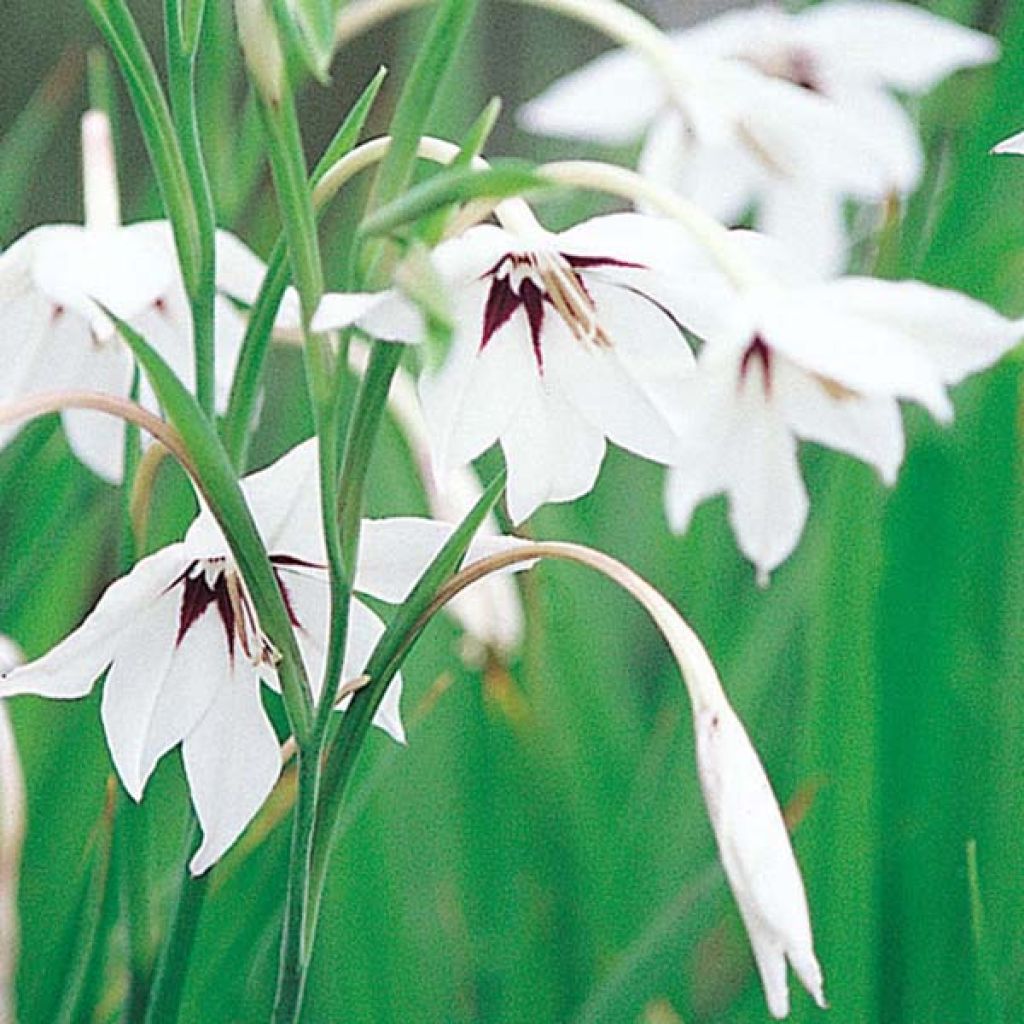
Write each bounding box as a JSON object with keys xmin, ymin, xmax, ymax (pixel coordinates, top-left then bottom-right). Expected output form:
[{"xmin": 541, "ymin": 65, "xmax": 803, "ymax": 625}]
[
  {"xmin": 758, "ymin": 179, "xmax": 849, "ymax": 278},
  {"xmin": 101, "ymin": 588, "xmax": 230, "ymax": 800},
  {"xmin": 517, "ymin": 46, "xmax": 662, "ymax": 145},
  {"xmin": 355, "ymin": 517, "xmax": 528, "ymax": 605},
  {"xmin": 419, "ymin": 285, "xmax": 534, "ymax": 480},
  {"xmin": 993, "ymin": 129, "xmax": 1024, "ymax": 156},
  {"xmin": 777, "ymin": 360, "xmax": 905, "ymax": 485},
  {"xmin": 336, "ymin": 599, "xmax": 406, "ymax": 744},
  {"xmin": 798, "ymin": 0, "xmax": 997, "ymax": 93},
  {"xmin": 0, "ymin": 545, "xmax": 189, "ymax": 700},
  {"xmin": 753, "ymin": 285, "xmax": 953, "ymax": 420},
  {"xmin": 60, "ymin": 343, "xmax": 136, "ymax": 483},
  {"xmin": 820, "ymin": 277, "xmax": 1023, "ymax": 385},
  {"xmin": 500, "ymin": 381, "xmax": 607, "ymax": 524},
  {"xmin": 183, "ymin": 671, "xmax": 281, "ymax": 875}
]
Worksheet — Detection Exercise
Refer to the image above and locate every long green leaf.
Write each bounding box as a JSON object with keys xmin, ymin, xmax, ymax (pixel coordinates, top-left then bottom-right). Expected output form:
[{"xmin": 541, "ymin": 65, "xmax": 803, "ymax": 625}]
[{"xmin": 106, "ymin": 313, "xmax": 314, "ymax": 741}]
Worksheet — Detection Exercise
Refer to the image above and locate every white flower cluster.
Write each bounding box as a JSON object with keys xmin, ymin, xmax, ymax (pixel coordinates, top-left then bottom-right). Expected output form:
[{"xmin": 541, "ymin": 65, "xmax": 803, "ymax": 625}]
[{"xmin": 0, "ymin": 1, "xmax": 1020, "ymax": 1018}]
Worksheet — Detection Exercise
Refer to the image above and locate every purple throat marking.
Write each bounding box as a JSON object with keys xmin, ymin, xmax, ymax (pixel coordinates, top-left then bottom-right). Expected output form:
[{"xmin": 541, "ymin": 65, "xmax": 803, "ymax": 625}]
[
  {"xmin": 478, "ymin": 251, "xmax": 645, "ymax": 371},
  {"xmin": 739, "ymin": 335, "xmax": 774, "ymax": 396},
  {"xmin": 170, "ymin": 554, "xmax": 322, "ymax": 663}
]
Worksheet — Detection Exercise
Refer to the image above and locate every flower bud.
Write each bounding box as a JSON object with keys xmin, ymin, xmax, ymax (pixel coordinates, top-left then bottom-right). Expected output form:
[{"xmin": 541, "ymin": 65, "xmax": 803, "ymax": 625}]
[
  {"xmin": 235, "ymin": 0, "xmax": 286, "ymax": 105},
  {"xmin": 695, "ymin": 702, "xmax": 825, "ymax": 1018}
]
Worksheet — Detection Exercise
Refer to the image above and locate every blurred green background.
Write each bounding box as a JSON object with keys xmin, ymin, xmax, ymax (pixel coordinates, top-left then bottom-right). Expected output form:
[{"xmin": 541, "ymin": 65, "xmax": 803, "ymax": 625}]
[{"xmin": 2, "ymin": 1, "xmax": 1024, "ymax": 1021}]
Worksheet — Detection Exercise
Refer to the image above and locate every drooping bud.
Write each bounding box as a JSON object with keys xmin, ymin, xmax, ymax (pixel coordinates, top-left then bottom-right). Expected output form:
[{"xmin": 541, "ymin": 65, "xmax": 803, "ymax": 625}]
[
  {"xmin": 235, "ymin": 0, "xmax": 286, "ymax": 105},
  {"xmin": 81, "ymin": 109, "xmax": 120, "ymax": 232},
  {"xmin": 695, "ymin": 701, "xmax": 825, "ymax": 1018},
  {"xmin": 0, "ymin": 637, "xmax": 25, "ymax": 1024}
]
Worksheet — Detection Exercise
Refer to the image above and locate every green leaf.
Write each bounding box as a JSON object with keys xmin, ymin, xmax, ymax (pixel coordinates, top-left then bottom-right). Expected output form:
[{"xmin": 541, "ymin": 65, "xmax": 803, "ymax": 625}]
[
  {"xmin": 53, "ymin": 788, "xmax": 118, "ymax": 1024},
  {"xmin": 359, "ymin": 161, "xmax": 542, "ymax": 238},
  {"xmin": 105, "ymin": 312, "xmax": 315, "ymax": 741}
]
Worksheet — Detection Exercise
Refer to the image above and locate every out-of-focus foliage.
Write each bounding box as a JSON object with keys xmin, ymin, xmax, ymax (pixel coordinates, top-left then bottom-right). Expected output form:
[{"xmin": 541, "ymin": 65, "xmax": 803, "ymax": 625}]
[{"xmin": 2, "ymin": 1, "xmax": 1023, "ymax": 1021}]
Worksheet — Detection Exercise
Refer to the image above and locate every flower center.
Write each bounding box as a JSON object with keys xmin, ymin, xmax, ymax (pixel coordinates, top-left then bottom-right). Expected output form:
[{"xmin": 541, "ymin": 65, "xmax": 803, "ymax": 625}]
[
  {"xmin": 743, "ymin": 46, "xmax": 822, "ymax": 93},
  {"xmin": 170, "ymin": 555, "xmax": 310, "ymax": 668},
  {"xmin": 480, "ymin": 250, "xmax": 641, "ymax": 371}
]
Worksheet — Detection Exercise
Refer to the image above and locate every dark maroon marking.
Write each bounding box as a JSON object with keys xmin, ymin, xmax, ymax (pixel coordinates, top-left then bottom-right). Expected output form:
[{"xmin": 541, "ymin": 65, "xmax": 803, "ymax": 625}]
[
  {"xmin": 788, "ymin": 52, "xmax": 820, "ymax": 93},
  {"xmin": 214, "ymin": 582, "xmax": 238, "ymax": 658},
  {"xmin": 610, "ymin": 282, "xmax": 689, "ymax": 336},
  {"xmin": 153, "ymin": 296, "xmax": 168, "ymax": 314},
  {"xmin": 564, "ymin": 253, "xmax": 644, "ymax": 271},
  {"xmin": 51, "ymin": 304, "xmax": 66, "ymax": 323},
  {"xmin": 480, "ymin": 276, "xmax": 521, "ymax": 351},
  {"xmin": 270, "ymin": 554, "xmax": 326, "ymax": 570},
  {"xmin": 520, "ymin": 279, "xmax": 546, "ymax": 372},
  {"xmin": 175, "ymin": 567, "xmax": 223, "ymax": 648},
  {"xmin": 274, "ymin": 570, "xmax": 303, "ymax": 629},
  {"xmin": 739, "ymin": 335, "xmax": 774, "ymax": 396}
]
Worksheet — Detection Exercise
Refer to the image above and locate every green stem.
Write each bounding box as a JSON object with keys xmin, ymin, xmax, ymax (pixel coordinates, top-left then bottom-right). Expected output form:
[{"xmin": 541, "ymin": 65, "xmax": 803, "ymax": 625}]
[
  {"xmin": 220, "ymin": 67, "xmax": 387, "ymax": 470},
  {"xmin": 143, "ymin": 818, "xmax": 209, "ymax": 1024},
  {"xmin": 165, "ymin": 0, "xmax": 217, "ymax": 416},
  {"xmin": 271, "ymin": 750, "xmax": 321, "ymax": 1023}
]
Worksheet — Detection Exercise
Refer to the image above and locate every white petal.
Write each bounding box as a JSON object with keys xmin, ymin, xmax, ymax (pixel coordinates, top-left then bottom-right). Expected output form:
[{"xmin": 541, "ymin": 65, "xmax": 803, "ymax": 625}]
[
  {"xmin": 335, "ymin": 599, "xmax": 406, "ymax": 744},
  {"xmin": 60, "ymin": 343, "xmax": 136, "ymax": 483},
  {"xmin": 101, "ymin": 590, "xmax": 227, "ymax": 800},
  {"xmin": 778, "ymin": 361, "xmax": 905, "ymax": 484},
  {"xmin": 821, "ymin": 277, "xmax": 1023, "ymax": 385},
  {"xmin": 723, "ymin": 385, "xmax": 809, "ymax": 579},
  {"xmin": 753, "ymin": 286, "xmax": 953, "ymax": 419},
  {"xmin": 518, "ymin": 46, "xmax": 662, "ymax": 145},
  {"xmin": 431, "ymin": 224, "xmax": 516, "ymax": 284},
  {"xmin": 307, "ymin": 290, "xmax": 413, "ymax": 340},
  {"xmin": 993, "ymin": 129, "xmax": 1024, "ymax": 156},
  {"xmin": 758, "ymin": 180, "xmax": 850, "ymax": 278},
  {"xmin": 638, "ymin": 109, "xmax": 762, "ymax": 225},
  {"xmin": 542, "ymin": 289, "xmax": 686, "ymax": 465},
  {"xmin": 825, "ymin": 85, "xmax": 923, "ymax": 193},
  {"xmin": 184, "ymin": 438, "xmax": 325, "ymax": 563},
  {"xmin": 213, "ymin": 228, "xmax": 269, "ymax": 305},
  {"xmin": 355, "ymin": 517, "xmax": 527, "ymax": 605},
  {"xmin": 799, "ymin": 0, "xmax": 998, "ymax": 93},
  {"xmin": 555, "ymin": 211, "xmax": 741, "ymax": 343},
  {"xmin": 419, "ymin": 287, "xmax": 534, "ymax": 480},
  {"xmin": 0, "ymin": 545, "xmax": 189, "ymax": 700},
  {"xmin": 183, "ymin": 671, "xmax": 281, "ymax": 875},
  {"xmin": 501, "ymin": 382, "xmax": 607, "ymax": 524}
]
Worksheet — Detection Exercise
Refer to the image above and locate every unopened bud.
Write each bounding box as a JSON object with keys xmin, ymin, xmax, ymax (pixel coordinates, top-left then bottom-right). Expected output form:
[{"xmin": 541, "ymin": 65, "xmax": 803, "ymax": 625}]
[
  {"xmin": 695, "ymin": 702, "xmax": 825, "ymax": 1018},
  {"xmin": 235, "ymin": 0, "xmax": 286, "ymax": 105}
]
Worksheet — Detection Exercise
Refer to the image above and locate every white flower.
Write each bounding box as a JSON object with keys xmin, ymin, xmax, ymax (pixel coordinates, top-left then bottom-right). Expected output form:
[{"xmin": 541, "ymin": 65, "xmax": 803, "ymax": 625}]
[
  {"xmin": 695, "ymin": 702, "xmax": 824, "ymax": 1018},
  {"xmin": 664, "ymin": 233, "xmax": 1021, "ymax": 579},
  {"xmin": 0, "ymin": 440, "xmax": 522, "ymax": 873},
  {"xmin": 520, "ymin": 1, "xmax": 996, "ymax": 274},
  {"xmin": 309, "ymin": 210, "xmax": 723, "ymax": 524},
  {"xmin": 0, "ymin": 111, "xmax": 268, "ymax": 482}
]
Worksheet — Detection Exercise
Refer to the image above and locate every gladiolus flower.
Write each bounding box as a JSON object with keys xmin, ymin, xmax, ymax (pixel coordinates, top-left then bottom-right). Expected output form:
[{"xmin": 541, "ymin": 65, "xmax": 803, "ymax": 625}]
[
  {"xmin": 0, "ymin": 441, "xmax": 522, "ymax": 873},
  {"xmin": 0, "ymin": 110, "xmax": 267, "ymax": 481},
  {"xmin": 664, "ymin": 233, "xmax": 1021, "ymax": 579},
  {"xmin": 308, "ymin": 208, "xmax": 723, "ymax": 524}
]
